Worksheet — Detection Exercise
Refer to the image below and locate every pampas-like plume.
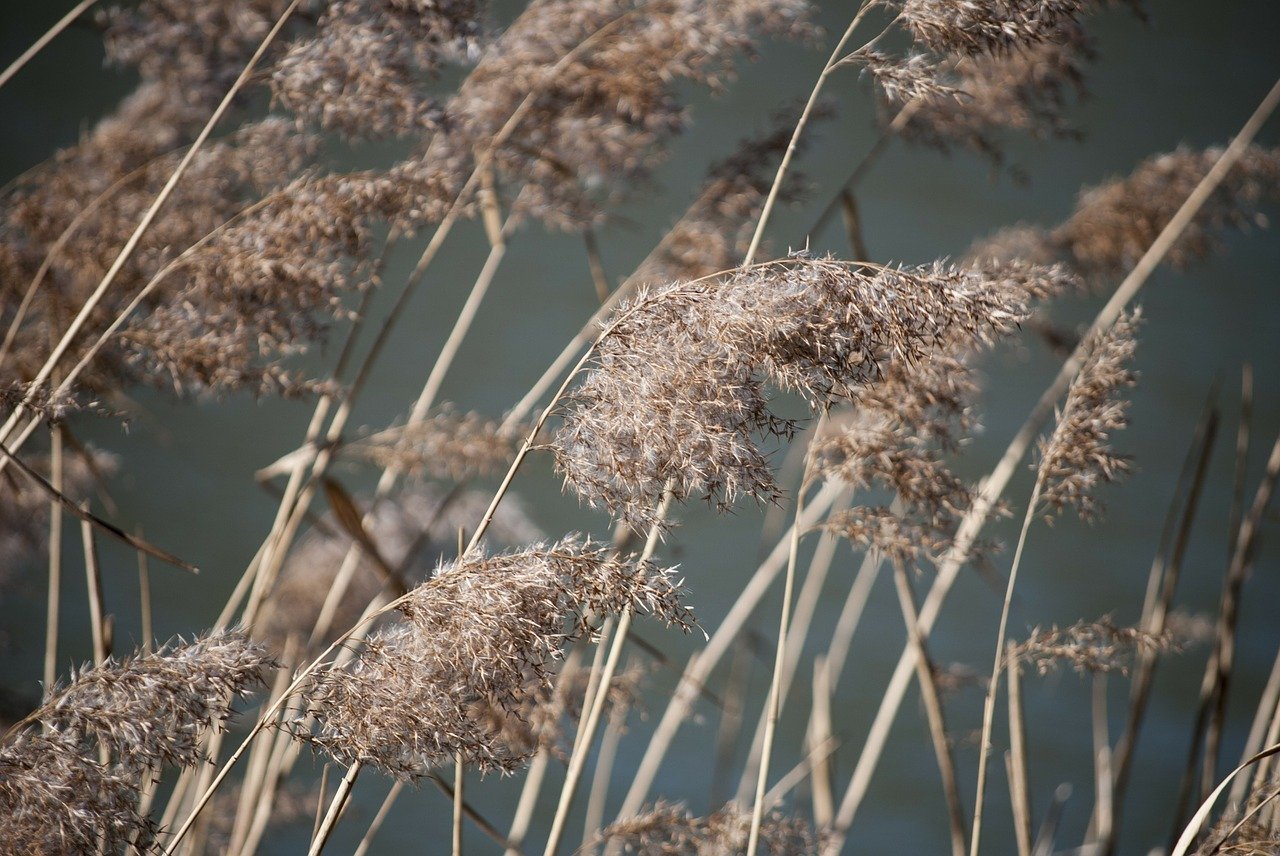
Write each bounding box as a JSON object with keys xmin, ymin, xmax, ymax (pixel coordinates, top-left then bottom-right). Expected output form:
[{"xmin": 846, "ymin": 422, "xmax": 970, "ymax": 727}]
[
  {"xmin": 967, "ymin": 146, "xmax": 1280, "ymax": 277},
  {"xmin": 413, "ymin": 0, "xmax": 814, "ymax": 231},
  {"xmin": 33, "ymin": 630, "xmax": 274, "ymax": 771},
  {"xmin": 1056, "ymin": 146, "xmax": 1280, "ymax": 275},
  {"xmin": 1008, "ymin": 617, "xmax": 1174, "ymax": 676},
  {"xmin": 0, "ymin": 631, "xmax": 270, "ymax": 853},
  {"xmin": 897, "ymin": 0, "xmax": 1092, "ymax": 56},
  {"xmin": 297, "ymin": 538, "xmax": 689, "ymax": 775},
  {"xmin": 270, "ymin": 0, "xmax": 484, "ymax": 139},
  {"xmin": 0, "ymin": 732, "xmax": 154, "ymax": 855},
  {"xmin": 554, "ymin": 257, "xmax": 1054, "ymax": 530},
  {"xmin": 1036, "ymin": 309, "xmax": 1140, "ymax": 519},
  {"xmin": 595, "ymin": 800, "xmax": 820, "ymax": 855}
]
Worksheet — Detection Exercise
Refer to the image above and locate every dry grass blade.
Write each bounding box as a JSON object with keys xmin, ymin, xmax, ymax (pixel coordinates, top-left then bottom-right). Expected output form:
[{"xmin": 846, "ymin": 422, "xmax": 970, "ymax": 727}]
[
  {"xmin": 0, "ymin": 439, "xmax": 198, "ymax": 572},
  {"xmin": 0, "ymin": 0, "xmax": 99, "ymax": 91}
]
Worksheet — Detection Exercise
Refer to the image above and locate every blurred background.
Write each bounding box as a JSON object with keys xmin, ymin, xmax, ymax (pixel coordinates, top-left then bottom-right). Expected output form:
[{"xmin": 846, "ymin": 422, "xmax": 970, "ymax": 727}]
[{"xmin": 2, "ymin": 1, "xmax": 1279, "ymax": 853}]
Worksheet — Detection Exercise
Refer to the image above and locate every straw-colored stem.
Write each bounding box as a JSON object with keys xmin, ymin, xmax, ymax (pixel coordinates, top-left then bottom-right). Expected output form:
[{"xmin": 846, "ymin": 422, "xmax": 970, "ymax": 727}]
[
  {"xmin": 614, "ymin": 481, "xmax": 844, "ymax": 822},
  {"xmin": 971, "ymin": 477, "xmax": 1042, "ymax": 856},
  {"xmin": 454, "ymin": 753, "xmax": 465, "ymax": 856},
  {"xmin": 825, "ymin": 77, "xmax": 1280, "ymax": 851},
  {"xmin": 0, "ymin": 0, "xmax": 99, "ymax": 90},
  {"xmin": 1091, "ymin": 675, "xmax": 1114, "ymax": 848},
  {"xmin": 308, "ymin": 762, "xmax": 360, "ymax": 856},
  {"xmin": 743, "ymin": 3, "xmax": 874, "ymax": 266},
  {"xmin": 810, "ymin": 656, "xmax": 836, "ymax": 830},
  {"xmin": 582, "ymin": 701, "xmax": 628, "ymax": 853},
  {"xmin": 746, "ymin": 473, "xmax": 811, "ymax": 856},
  {"xmin": 1007, "ymin": 648, "xmax": 1033, "ymax": 856},
  {"xmin": 352, "ymin": 781, "xmax": 404, "ymax": 856},
  {"xmin": 80, "ymin": 511, "xmax": 107, "ymax": 667},
  {"xmin": 42, "ymin": 423, "xmax": 64, "ymax": 693},
  {"xmin": 892, "ymin": 557, "xmax": 967, "ymax": 856}
]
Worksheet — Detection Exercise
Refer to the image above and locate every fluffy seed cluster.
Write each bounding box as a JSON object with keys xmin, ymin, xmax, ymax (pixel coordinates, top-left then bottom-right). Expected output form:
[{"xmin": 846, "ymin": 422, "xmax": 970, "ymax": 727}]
[
  {"xmin": 1036, "ymin": 310, "xmax": 1140, "ymax": 519},
  {"xmin": 297, "ymin": 538, "xmax": 689, "ymax": 775},
  {"xmin": 409, "ymin": 0, "xmax": 814, "ymax": 231},
  {"xmin": 596, "ymin": 800, "xmax": 820, "ymax": 855},
  {"xmin": 967, "ymin": 146, "xmax": 1280, "ymax": 278},
  {"xmin": 260, "ymin": 485, "xmax": 542, "ymax": 654},
  {"xmin": 343, "ymin": 406, "xmax": 523, "ymax": 482},
  {"xmin": 554, "ymin": 257, "xmax": 1049, "ymax": 530},
  {"xmin": 270, "ymin": 0, "xmax": 484, "ymax": 139},
  {"xmin": 1007, "ymin": 617, "xmax": 1174, "ymax": 675},
  {"xmin": 0, "ymin": 631, "xmax": 271, "ymax": 853},
  {"xmin": 897, "ymin": 0, "xmax": 1092, "ymax": 56}
]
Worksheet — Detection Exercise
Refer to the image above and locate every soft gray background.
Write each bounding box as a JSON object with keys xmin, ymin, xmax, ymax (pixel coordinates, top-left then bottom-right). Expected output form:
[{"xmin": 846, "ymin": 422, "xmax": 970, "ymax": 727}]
[{"xmin": 2, "ymin": 2, "xmax": 1279, "ymax": 853}]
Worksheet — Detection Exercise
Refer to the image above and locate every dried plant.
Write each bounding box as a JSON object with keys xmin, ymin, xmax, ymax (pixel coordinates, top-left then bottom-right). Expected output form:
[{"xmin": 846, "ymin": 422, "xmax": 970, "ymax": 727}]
[
  {"xmin": 0, "ymin": 631, "xmax": 270, "ymax": 853},
  {"xmin": 1055, "ymin": 145, "xmax": 1280, "ymax": 276},
  {"xmin": 259, "ymin": 485, "xmax": 543, "ymax": 653},
  {"xmin": 270, "ymin": 0, "xmax": 484, "ymax": 139},
  {"xmin": 0, "ymin": 444, "xmax": 117, "ymax": 570},
  {"xmin": 0, "ymin": 731, "xmax": 155, "ymax": 855},
  {"xmin": 896, "ymin": 0, "xmax": 1093, "ymax": 57},
  {"xmin": 343, "ymin": 406, "xmax": 523, "ymax": 482},
  {"xmin": 1036, "ymin": 309, "xmax": 1140, "ymax": 519},
  {"xmin": 595, "ymin": 799, "xmax": 820, "ymax": 855},
  {"xmin": 554, "ymin": 256, "xmax": 1048, "ymax": 529},
  {"xmin": 296, "ymin": 538, "xmax": 689, "ymax": 775},
  {"xmin": 27, "ymin": 631, "xmax": 273, "ymax": 771},
  {"xmin": 1007, "ymin": 617, "xmax": 1175, "ymax": 676}
]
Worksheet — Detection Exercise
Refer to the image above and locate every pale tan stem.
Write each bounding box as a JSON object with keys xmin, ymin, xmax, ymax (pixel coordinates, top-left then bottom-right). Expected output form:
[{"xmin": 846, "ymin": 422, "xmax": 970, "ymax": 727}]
[
  {"xmin": 0, "ymin": 0, "xmax": 99, "ymax": 90},
  {"xmin": 307, "ymin": 762, "xmax": 360, "ymax": 856},
  {"xmin": 825, "ymin": 77, "xmax": 1280, "ymax": 852},
  {"xmin": 43, "ymin": 424, "xmax": 64, "ymax": 693},
  {"xmin": 971, "ymin": 477, "xmax": 1042, "ymax": 856},
  {"xmin": 352, "ymin": 781, "xmax": 404, "ymax": 856}
]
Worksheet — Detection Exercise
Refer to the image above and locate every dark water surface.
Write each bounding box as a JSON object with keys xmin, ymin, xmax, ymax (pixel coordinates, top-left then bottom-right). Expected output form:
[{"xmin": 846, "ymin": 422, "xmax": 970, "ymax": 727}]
[{"xmin": 2, "ymin": 2, "xmax": 1279, "ymax": 853}]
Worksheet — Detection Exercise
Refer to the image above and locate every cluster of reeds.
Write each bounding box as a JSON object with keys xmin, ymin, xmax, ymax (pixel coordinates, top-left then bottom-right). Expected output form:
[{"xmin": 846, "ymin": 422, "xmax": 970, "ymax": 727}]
[{"xmin": 2, "ymin": 0, "xmax": 1279, "ymax": 854}]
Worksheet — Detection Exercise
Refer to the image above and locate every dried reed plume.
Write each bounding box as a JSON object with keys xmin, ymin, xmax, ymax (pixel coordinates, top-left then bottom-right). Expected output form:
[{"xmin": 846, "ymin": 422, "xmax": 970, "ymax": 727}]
[
  {"xmin": 554, "ymin": 256, "xmax": 1052, "ymax": 529},
  {"xmin": 0, "ymin": 631, "xmax": 271, "ymax": 853},
  {"xmin": 1007, "ymin": 617, "xmax": 1175, "ymax": 676},
  {"xmin": 595, "ymin": 799, "xmax": 820, "ymax": 855},
  {"xmin": 343, "ymin": 406, "xmax": 522, "ymax": 482},
  {"xmin": 0, "ymin": 731, "xmax": 154, "ymax": 855},
  {"xmin": 1036, "ymin": 309, "xmax": 1140, "ymax": 519},
  {"xmin": 297, "ymin": 538, "xmax": 689, "ymax": 775},
  {"xmin": 412, "ymin": 0, "xmax": 814, "ymax": 231},
  {"xmin": 270, "ymin": 0, "xmax": 483, "ymax": 139},
  {"xmin": 259, "ymin": 485, "xmax": 542, "ymax": 652},
  {"xmin": 897, "ymin": 0, "xmax": 1092, "ymax": 57},
  {"xmin": 967, "ymin": 146, "xmax": 1280, "ymax": 277}
]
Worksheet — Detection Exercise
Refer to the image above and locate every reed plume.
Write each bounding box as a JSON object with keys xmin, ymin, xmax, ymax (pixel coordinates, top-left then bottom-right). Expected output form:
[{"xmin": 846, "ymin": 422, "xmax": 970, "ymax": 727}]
[
  {"xmin": 554, "ymin": 256, "xmax": 1051, "ymax": 530},
  {"xmin": 296, "ymin": 538, "xmax": 689, "ymax": 776},
  {"xmin": 596, "ymin": 800, "xmax": 820, "ymax": 855}
]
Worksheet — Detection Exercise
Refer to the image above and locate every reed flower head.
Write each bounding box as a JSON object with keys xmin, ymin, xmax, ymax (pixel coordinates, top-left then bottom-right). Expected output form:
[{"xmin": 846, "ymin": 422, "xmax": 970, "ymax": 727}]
[
  {"xmin": 1036, "ymin": 309, "xmax": 1140, "ymax": 519},
  {"xmin": 260, "ymin": 485, "xmax": 542, "ymax": 653},
  {"xmin": 898, "ymin": 0, "xmax": 1091, "ymax": 56},
  {"xmin": 596, "ymin": 800, "xmax": 820, "ymax": 854},
  {"xmin": 0, "ymin": 732, "xmax": 153, "ymax": 855},
  {"xmin": 35, "ymin": 630, "xmax": 273, "ymax": 771},
  {"xmin": 1007, "ymin": 616, "xmax": 1173, "ymax": 675},
  {"xmin": 298, "ymin": 538, "xmax": 689, "ymax": 775},
  {"xmin": 555, "ymin": 257, "xmax": 1052, "ymax": 530}
]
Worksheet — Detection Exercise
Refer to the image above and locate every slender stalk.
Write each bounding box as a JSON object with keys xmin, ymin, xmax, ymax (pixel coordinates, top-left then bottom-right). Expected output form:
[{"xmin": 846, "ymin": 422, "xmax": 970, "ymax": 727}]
[
  {"xmin": 810, "ymin": 656, "xmax": 836, "ymax": 830},
  {"xmin": 825, "ymin": 77, "xmax": 1280, "ymax": 851},
  {"xmin": 81, "ymin": 511, "xmax": 107, "ymax": 667},
  {"xmin": 43, "ymin": 423, "xmax": 64, "ymax": 693},
  {"xmin": 971, "ymin": 477, "xmax": 1042, "ymax": 856},
  {"xmin": 352, "ymin": 781, "xmax": 404, "ymax": 856},
  {"xmin": 307, "ymin": 762, "xmax": 360, "ymax": 856},
  {"xmin": 892, "ymin": 557, "xmax": 967, "ymax": 856},
  {"xmin": 743, "ymin": 3, "xmax": 875, "ymax": 266},
  {"xmin": 453, "ymin": 754, "xmax": 465, "ymax": 856},
  {"xmin": 136, "ymin": 535, "xmax": 152, "ymax": 653},
  {"xmin": 747, "ymin": 452, "xmax": 821, "ymax": 856},
  {"xmin": 1007, "ymin": 648, "xmax": 1033, "ymax": 856},
  {"xmin": 0, "ymin": 0, "xmax": 100, "ymax": 91}
]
